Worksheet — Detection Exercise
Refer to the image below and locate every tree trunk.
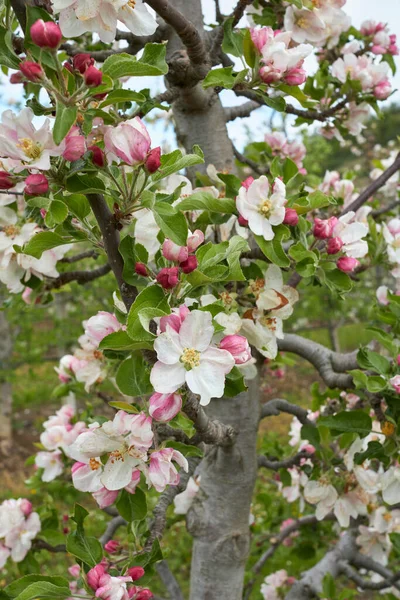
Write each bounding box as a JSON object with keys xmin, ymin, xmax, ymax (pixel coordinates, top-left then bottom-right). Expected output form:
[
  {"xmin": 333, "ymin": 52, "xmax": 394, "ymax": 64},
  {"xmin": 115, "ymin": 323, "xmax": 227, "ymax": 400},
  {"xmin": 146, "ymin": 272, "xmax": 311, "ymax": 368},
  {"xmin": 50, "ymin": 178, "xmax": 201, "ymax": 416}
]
[
  {"xmin": 0, "ymin": 308, "xmax": 13, "ymax": 454},
  {"xmin": 187, "ymin": 379, "xmax": 260, "ymax": 600}
]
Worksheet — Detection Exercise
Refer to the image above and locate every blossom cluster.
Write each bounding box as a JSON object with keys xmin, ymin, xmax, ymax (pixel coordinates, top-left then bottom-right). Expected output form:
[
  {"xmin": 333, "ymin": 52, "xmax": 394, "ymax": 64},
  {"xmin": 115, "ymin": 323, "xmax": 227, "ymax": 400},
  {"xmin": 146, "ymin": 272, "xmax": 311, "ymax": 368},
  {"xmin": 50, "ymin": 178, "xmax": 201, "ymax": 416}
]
[
  {"xmin": 265, "ymin": 132, "xmax": 307, "ymax": 173},
  {"xmin": 0, "ymin": 498, "xmax": 40, "ymax": 567}
]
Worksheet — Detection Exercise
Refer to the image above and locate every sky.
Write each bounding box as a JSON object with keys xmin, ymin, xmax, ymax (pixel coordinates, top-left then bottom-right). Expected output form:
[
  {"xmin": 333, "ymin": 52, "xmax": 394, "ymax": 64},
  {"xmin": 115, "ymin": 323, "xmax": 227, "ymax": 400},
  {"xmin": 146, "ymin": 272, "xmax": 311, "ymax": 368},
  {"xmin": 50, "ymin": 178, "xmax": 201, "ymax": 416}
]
[{"xmin": 1, "ymin": 0, "xmax": 399, "ymax": 151}]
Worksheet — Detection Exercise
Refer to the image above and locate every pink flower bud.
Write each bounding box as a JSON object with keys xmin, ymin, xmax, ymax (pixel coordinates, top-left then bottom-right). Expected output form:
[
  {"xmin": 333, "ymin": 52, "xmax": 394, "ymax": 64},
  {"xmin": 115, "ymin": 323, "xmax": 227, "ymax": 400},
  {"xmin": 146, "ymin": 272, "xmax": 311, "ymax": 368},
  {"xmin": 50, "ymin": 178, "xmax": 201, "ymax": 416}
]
[
  {"xmin": 84, "ymin": 65, "xmax": 103, "ymax": 87},
  {"xmin": 180, "ymin": 255, "xmax": 198, "ymax": 274},
  {"xmin": 104, "ymin": 117, "xmax": 151, "ymax": 166},
  {"xmin": 0, "ymin": 171, "xmax": 15, "ymax": 190},
  {"xmin": 250, "ymin": 27, "xmax": 271, "ymax": 52},
  {"xmin": 104, "ymin": 540, "xmax": 120, "ymax": 554},
  {"xmin": 10, "ymin": 71, "xmax": 24, "ymax": 84},
  {"xmin": 135, "ymin": 262, "xmax": 148, "ymax": 277},
  {"xmin": 374, "ymin": 80, "xmax": 392, "ymax": 100},
  {"xmin": 63, "ymin": 126, "xmax": 86, "ymax": 162},
  {"xmin": 87, "ymin": 563, "xmax": 107, "ymax": 591},
  {"xmin": 149, "ymin": 392, "xmax": 182, "ymax": 422},
  {"xmin": 68, "ymin": 564, "xmax": 80, "ymax": 578},
  {"xmin": 238, "ymin": 215, "xmax": 249, "ymax": 227},
  {"xmin": 313, "ymin": 217, "xmax": 337, "ymax": 239},
  {"xmin": 220, "ymin": 335, "xmax": 252, "ymax": 364},
  {"xmin": 20, "ymin": 60, "xmax": 44, "ymax": 82},
  {"xmin": 259, "ymin": 65, "xmax": 282, "ymax": 84},
  {"xmin": 241, "ymin": 176, "xmax": 254, "ymax": 190},
  {"xmin": 135, "ymin": 590, "xmax": 153, "ymax": 600},
  {"xmin": 156, "ymin": 267, "xmax": 179, "ymax": 289},
  {"xmin": 284, "ymin": 66, "xmax": 307, "ymax": 86},
  {"xmin": 187, "ymin": 229, "xmax": 204, "ymax": 253},
  {"xmin": 162, "ymin": 239, "xmax": 188, "ymax": 263},
  {"xmin": 127, "ymin": 567, "xmax": 145, "ymax": 582},
  {"xmin": 40, "ymin": 208, "xmax": 47, "ymax": 218},
  {"xmin": 19, "ymin": 499, "xmax": 33, "ymax": 516},
  {"xmin": 390, "ymin": 375, "xmax": 400, "ymax": 394},
  {"xmin": 159, "ymin": 305, "xmax": 189, "ymax": 333},
  {"xmin": 286, "ymin": 577, "xmax": 296, "ymax": 585},
  {"xmin": 73, "ymin": 53, "xmax": 94, "ymax": 73},
  {"xmin": 89, "ymin": 145, "xmax": 106, "ymax": 167},
  {"xmin": 337, "ymin": 256, "xmax": 359, "ymax": 272},
  {"xmin": 25, "ymin": 174, "xmax": 49, "ymax": 195},
  {"xmin": 327, "ymin": 236, "xmax": 343, "ymax": 255},
  {"xmin": 283, "ymin": 208, "xmax": 299, "ymax": 226},
  {"xmin": 145, "ymin": 147, "xmax": 161, "ymax": 173},
  {"xmin": 30, "ymin": 19, "xmax": 62, "ymax": 49}
]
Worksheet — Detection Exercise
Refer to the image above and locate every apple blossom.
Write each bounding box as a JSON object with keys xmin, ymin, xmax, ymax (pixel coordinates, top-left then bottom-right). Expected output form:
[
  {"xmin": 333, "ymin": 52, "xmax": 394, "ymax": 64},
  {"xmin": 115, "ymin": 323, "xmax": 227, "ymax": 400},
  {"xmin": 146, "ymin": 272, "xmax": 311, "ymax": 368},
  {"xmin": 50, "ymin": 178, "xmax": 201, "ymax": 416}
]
[
  {"xmin": 331, "ymin": 212, "xmax": 369, "ymax": 258},
  {"xmin": 0, "ymin": 172, "xmax": 16, "ymax": 190},
  {"xmin": 30, "ymin": 19, "xmax": 62, "ymax": 49},
  {"xmin": 89, "ymin": 145, "xmax": 106, "ymax": 167},
  {"xmin": 145, "ymin": 147, "xmax": 161, "ymax": 173},
  {"xmin": 187, "ymin": 230, "xmax": 205, "ymax": 253},
  {"xmin": 327, "ymin": 237, "xmax": 343, "ymax": 254},
  {"xmin": 148, "ymin": 392, "xmax": 182, "ymax": 422},
  {"xmin": 127, "ymin": 567, "xmax": 145, "ymax": 582},
  {"xmin": 283, "ymin": 208, "xmax": 299, "ymax": 226},
  {"xmin": 261, "ymin": 569, "xmax": 291, "ymax": 600},
  {"xmin": 104, "ymin": 117, "xmax": 151, "ymax": 165},
  {"xmin": 174, "ymin": 476, "xmax": 201, "ymax": 514},
  {"xmin": 20, "ymin": 60, "xmax": 44, "ymax": 82},
  {"xmin": 85, "ymin": 311, "xmax": 122, "ymax": 345},
  {"xmin": 150, "ymin": 310, "xmax": 235, "ymax": 405},
  {"xmin": 156, "ymin": 266, "xmax": 180, "ymax": 289},
  {"xmin": 51, "ymin": 0, "xmax": 158, "ymax": 44},
  {"xmin": 390, "ymin": 375, "xmax": 400, "ymax": 394},
  {"xmin": 256, "ymin": 264, "xmax": 299, "ymax": 319},
  {"xmin": 148, "ymin": 448, "xmax": 189, "ymax": 493},
  {"xmin": 162, "ymin": 239, "xmax": 188, "ymax": 263},
  {"xmin": 84, "ymin": 65, "xmax": 103, "ymax": 87},
  {"xmin": 159, "ymin": 305, "xmax": 190, "ymax": 333},
  {"xmin": 313, "ymin": 217, "xmax": 338, "ymax": 239},
  {"xmin": 35, "ymin": 450, "xmax": 64, "ymax": 482},
  {"xmin": 25, "ymin": 173, "xmax": 49, "ymax": 195},
  {"xmin": 219, "ymin": 335, "xmax": 252, "ymax": 365},
  {"xmin": 337, "ymin": 256, "xmax": 360, "ymax": 272},
  {"xmin": 63, "ymin": 127, "xmax": 87, "ymax": 162},
  {"xmin": 180, "ymin": 256, "xmax": 198, "ymax": 274},
  {"xmin": 240, "ymin": 311, "xmax": 283, "ymax": 360},
  {"xmin": 104, "ymin": 540, "xmax": 120, "ymax": 554},
  {"xmin": 236, "ymin": 176, "xmax": 287, "ymax": 241},
  {"xmin": 383, "ymin": 222, "xmax": 400, "ymax": 264},
  {"xmin": 284, "ymin": 6, "xmax": 326, "ymax": 44},
  {"xmin": 376, "ymin": 285, "xmax": 390, "ymax": 305}
]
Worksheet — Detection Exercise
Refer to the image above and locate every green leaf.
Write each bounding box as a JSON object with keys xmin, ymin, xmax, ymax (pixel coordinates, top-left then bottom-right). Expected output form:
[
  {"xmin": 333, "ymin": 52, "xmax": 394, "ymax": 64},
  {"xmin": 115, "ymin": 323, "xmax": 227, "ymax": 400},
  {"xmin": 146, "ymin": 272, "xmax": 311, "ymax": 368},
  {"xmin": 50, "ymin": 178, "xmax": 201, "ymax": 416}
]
[
  {"xmin": 166, "ymin": 441, "xmax": 203, "ymax": 457},
  {"xmin": 22, "ymin": 232, "xmax": 72, "ymax": 258},
  {"xmin": 133, "ymin": 539, "xmax": 163, "ymax": 568},
  {"xmin": 282, "ymin": 158, "xmax": 299, "ymax": 183},
  {"xmin": 322, "ymin": 573, "xmax": 336, "ymax": 599},
  {"xmin": 243, "ymin": 28, "xmax": 256, "ymax": 68},
  {"xmin": 354, "ymin": 440, "xmax": 385, "ymax": 466},
  {"xmin": 292, "ymin": 190, "xmax": 334, "ymax": 215},
  {"xmin": 366, "ymin": 376, "xmax": 387, "ymax": 393},
  {"xmin": 153, "ymin": 203, "xmax": 188, "ymax": 246},
  {"xmin": 99, "ymin": 90, "xmax": 146, "ymax": 108},
  {"xmin": 116, "ymin": 488, "xmax": 147, "ymax": 522},
  {"xmin": 14, "ymin": 583, "xmax": 70, "ymax": 600},
  {"xmin": 108, "ymin": 401, "xmax": 139, "ymax": 413},
  {"xmin": 102, "ymin": 44, "xmax": 168, "ymax": 78},
  {"xmin": 289, "ymin": 242, "xmax": 318, "ymax": 264},
  {"xmin": 357, "ymin": 348, "xmax": 391, "ymax": 375},
  {"xmin": 116, "ymin": 353, "xmax": 152, "ymax": 397},
  {"xmin": 127, "ymin": 286, "xmax": 170, "ymax": 342},
  {"xmin": 152, "ymin": 147, "xmax": 204, "ymax": 182},
  {"xmin": 63, "ymin": 194, "xmax": 90, "ymax": 220},
  {"xmin": 0, "ymin": 26, "xmax": 20, "ymax": 69},
  {"xmin": 5, "ymin": 577, "xmax": 70, "ymax": 599},
  {"xmin": 222, "ymin": 17, "xmax": 244, "ymax": 57},
  {"xmin": 66, "ymin": 174, "xmax": 105, "ymax": 195},
  {"xmin": 49, "ymin": 200, "xmax": 68, "ymax": 224},
  {"xmin": 202, "ymin": 66, "xmax": 248, "ymax": 90},
  {"xmin": 53, "ymin": 103, "xmax": 77, "ymax": 145},
  {"xmin": 301, "ymin": 424, "xmax": 320, "ymax": 447},
  {"xmin": 99, "ymin": 331, "xmax": 142, "ymax": 351},
  {"xmin": 318, "ymin": 411, "xmax": 372, "ymax": 436},
  {"xmin": 254, "ymin": 225, "xmax": 290, "ymax": 268},
  {"xmin": 224, "ymin": 366, "xmax": 247, "ymax": 397},
  {"xmin": 66, "ymin": 533, "xmax": 103, "ymax": 568},
  {"xmin": 177, "ymin": 192, "xmax": 237, "ymax": 214}
]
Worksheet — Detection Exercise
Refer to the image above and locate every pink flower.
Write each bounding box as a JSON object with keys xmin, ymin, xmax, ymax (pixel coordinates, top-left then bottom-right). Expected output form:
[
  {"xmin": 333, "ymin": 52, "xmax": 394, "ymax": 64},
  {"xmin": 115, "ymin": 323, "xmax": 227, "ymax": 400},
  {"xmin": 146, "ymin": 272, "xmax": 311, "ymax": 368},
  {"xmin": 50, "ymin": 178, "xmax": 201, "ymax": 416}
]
[
  {"xmin": 133, "ymin": 590, "xmax": 153, "ymax": 600},
  {"xmin": 92, "ymin": 487, "xmax": 119, "ymax": 509},
  {"xmin": 220, "ymin": 335, "xmax": 252, "ymax": 365},
  {"xmin": 180, "ymin": 255, "xmax": 198, "ymax": 274},
  {"xmin": 250, "ymin": 27, "xmax": 272, "ymax": 52},
  {"xmin": 313, "ymin": 217, "xmax": 338, "ymax": 239},
  {"xmin": 25, "ymin": 174, "xmax": 49, "ymax": 195},
  {"xmin": 159, "ymin": 305, "xmax": 190, "ymax": 333},
  {"xmin": 283, "ymin": 208, "xmax": 299, "ymax": 226},
  {"xmin": 135, "ymin": 263, "xmax": 148, "ymax": 277},
  {"xmin": 156, "ymin": 267, "xmax": 179, "ymax": 289},
  {"xmin": 89, "ymin": 145, "xmax": 106, "ymax": 167},
  {"xmin": 63, "ymin": 126, "xmax": 86, "ymax": 162},
  {"xmin": 0, "ymin": 171, "xmax": 16, "ymax": 190},
  {"xmin": 87, "ymin": 564, "xmax": 108, "ymax": 591},
  {"xmin": 241, "ymin": 176, "xmax": 254, "ymax": 190},
  {"xmin": 376, "ymin": 285, "xmax": 390, "ymax": 305},
  {"xmin": 104, "ymin": 117, "xmax": 151, "ymax": 165},
  {"xmin": 30, "ymin": 19, "xmax": 62, "ymax": 49},
  {"xmin": 68, "ymin": 564, "xmax": 81, "ymax": 578},
  {"xmin": 148, "ymin": 448, "xmax": 188, "ymax": 493},
  {"xmin": 162, "ymin": 239, "xmax": 188, "ymax": 263},
  {"xmin": 19, "ymin": 499, "xmax": 32, "ymax": 517},
  {"xmin": 73, "ymin": 53, "xmax": 94, "ymax": 73},
  {"xmin": 20, "ymin": 60, "xmax": 44, "ymax": 82},
  {"xmin": 390, "ymin": 375, "xmax": 400, "ymax": 394},
  {"xmin": 127, "ymin": 567, "xmax": 145, "ymax": 582},
  {"xmin": 104, "ymin": 540, "xmax": 120, "ymax": 554},
  {"xmin": 284, "ymin": 65, "xmax": 307, "ymax": 86},
  {"xmin": 337, "ymin": 256, "xmax": 359, "ymax": 272},
  {"xmin": 84, "ymin": 65, "xmax": 103, "ymax": 87},
  {"xmin": 327, "ymin": 237, "xmax": 343, "ymax": 255},
  {"xmin": 187, "ymin": 230, "xmax": 204, "ymax": 253},
  {"xmin": 149, "ymin": 392, "xmax": 182, "ymax": 422},
  {"xmin": 85, "ymin": 311, "xmax": 122, "ymax": 345},
  {"xmin": 145, "ymin": 147, "xmax": 161, "ymax": 173},
  {"xmin": 374, "ymin": 80, "xmax": 392, "ymax": 100}
]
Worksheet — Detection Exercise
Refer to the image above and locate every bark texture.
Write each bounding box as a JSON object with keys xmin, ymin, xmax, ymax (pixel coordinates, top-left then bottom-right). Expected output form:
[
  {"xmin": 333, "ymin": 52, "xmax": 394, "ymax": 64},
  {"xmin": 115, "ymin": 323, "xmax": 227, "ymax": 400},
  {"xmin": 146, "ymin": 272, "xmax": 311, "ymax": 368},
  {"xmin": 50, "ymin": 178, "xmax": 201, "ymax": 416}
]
[{"xmin": 187, "ymin": 378, "xmax": 260, "ymax": 600}]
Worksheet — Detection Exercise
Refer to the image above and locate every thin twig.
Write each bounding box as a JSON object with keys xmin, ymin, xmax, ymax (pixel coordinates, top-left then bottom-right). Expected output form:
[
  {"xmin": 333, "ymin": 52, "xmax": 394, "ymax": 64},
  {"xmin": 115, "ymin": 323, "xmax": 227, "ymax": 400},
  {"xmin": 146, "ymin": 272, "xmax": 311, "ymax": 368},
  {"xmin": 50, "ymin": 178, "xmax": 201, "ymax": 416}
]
[
  {"xmin": 59, "ymin": 250, "xmax": 99, "ymax": 264},
  {"xmin": 232, "ymin": 144, "xmax": 269, "ymax": 175},
  {"xmin": 258, "ymin": 450, "xmax": 315, "ymax": 471},
  {"xmin": 260, "ymin": 398, "xmax": 315, "ymax": 424},
  {"xmin": 47, "ymin": 263, "xmax": 111, "ymax": 289}
]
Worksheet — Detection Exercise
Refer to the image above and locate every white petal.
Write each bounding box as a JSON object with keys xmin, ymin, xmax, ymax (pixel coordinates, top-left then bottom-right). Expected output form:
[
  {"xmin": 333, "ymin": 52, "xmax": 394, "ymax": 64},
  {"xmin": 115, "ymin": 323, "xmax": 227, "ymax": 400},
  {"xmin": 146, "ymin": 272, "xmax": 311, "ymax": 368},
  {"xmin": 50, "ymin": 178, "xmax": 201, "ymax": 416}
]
[
  {"xmin": 101, "ymin": 455, "xmax": 138, "ymax": 491},
  {"xmin": 179, "ymin": 310, "xmax": 214, "ymax": 352},
  {"xmin": 154, "ymin": 326, "xmax": 183, "ymax": 364},
  {"xmin": 150, "ymin": 361, "xmax": 186, "ymax": 393}
]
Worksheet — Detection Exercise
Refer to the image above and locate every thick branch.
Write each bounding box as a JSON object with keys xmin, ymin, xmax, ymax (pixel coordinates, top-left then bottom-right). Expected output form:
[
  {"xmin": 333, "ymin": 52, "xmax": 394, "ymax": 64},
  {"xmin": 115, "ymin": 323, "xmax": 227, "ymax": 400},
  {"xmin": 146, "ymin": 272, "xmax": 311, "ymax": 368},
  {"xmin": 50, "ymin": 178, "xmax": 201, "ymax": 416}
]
[
  {"xmin": 184, "ymin": 393, "xmax": 237, "ymax": 447},
  {"xmin": 48, "ymin": 263, "xmax": 111, "ymax": 289},
  {"xmin": 225, "ymin": 100, "xmax": 261, "ymax": 122},
  {"xmin": 232, "ymin": 0, "xmax": 254, "ymax": 27},
  {"xmin": 87, "ymin": 194, "xmax": 137, "ymax": 311},
  {"xmin": 339, "ymin": 561, "xmax": 400, "ymax": 590},
  {"xmin": 99, "ymin": 516, "xmax": 127, "ymax": 546},
  {"xmin": 260, "ymin": 398, "xmax": 315, "ymax": 424},
  {"xmin": 342, "ymin": 152, "xmax": 400, "ymax": 215},
  {"xmin": 155, "ymin": 561, "xmax": 184, "ymax": 600},
  {"xmin": 277, "ymin": 333, "xmax": 358, "ymax": 389},
  {"xmin": 258, "ymin": 450, "xmax": 314, "ymax": 471},
  {"xmin": 350, "ymin": 552, "xmax": 400, "ymax": 591}
]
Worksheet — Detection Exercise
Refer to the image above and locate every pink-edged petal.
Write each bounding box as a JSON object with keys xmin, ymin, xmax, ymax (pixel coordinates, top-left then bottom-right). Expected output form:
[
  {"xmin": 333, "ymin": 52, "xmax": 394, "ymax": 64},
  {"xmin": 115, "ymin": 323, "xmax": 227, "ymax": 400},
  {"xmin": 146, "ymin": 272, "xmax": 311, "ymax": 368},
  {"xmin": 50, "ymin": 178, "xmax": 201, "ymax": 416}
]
[
  {"xmin": 150, "ymin": 361, "xmax": 186, "ymax": 394},
  {"xmin": 154, "ymin": 326, "xmax": 183, "ymax": 364}
]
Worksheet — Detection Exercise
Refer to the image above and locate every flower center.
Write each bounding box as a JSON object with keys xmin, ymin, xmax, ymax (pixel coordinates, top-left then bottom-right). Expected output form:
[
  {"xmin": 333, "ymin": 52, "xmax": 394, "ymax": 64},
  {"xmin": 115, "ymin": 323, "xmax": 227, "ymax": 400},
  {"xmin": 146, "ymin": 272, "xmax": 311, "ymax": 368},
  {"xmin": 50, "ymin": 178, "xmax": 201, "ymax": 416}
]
[
  {"xmin": 128, "ymin": 0, "xmax": 136, "ymax": 8},
  {"xmin": 181, "ymin": 347, "xmax": 201, "ymax": 370},
  {"xmin": 89, "ymin": 458, "xmax": 101, "ymax": 471},
  {"xmin": 392, "ymin": 238, "xmax": 400, "ymax": 248},
  {"xmin": 17, "ymin": 138, "xmax": 42, "ymax": 160},
  {"xmin": 3, "ymin": 225, "xmax": 19, "ymax": 237},
  {"xmin": 259, "ymin": 199, "xmax": 272, "ymax": 218},
  {"xmin": 296, "ymin": 15, "xmax": 311, "ymax": 29},
  {"xmin": 260, "ymin": 316, "xmax": 277, "ymax": 331},
  {"xmin": 220, "ymin": 291, "xmax": 234, "ymax": 305},
  {"xmin": 109, "ymin": 450, "xmax": 124, "ymax": 463}
]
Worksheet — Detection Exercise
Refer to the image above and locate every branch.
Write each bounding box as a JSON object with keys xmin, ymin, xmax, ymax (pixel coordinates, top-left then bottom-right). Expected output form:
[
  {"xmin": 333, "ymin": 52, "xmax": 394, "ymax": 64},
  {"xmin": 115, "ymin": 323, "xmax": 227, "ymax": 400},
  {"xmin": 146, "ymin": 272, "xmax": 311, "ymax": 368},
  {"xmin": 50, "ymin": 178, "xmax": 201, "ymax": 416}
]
[
  {"xmin": 277, "ymin": 333, "xmax": 358, "ymax": 389},
  {"xmin": 87, "ymin": 194, "xmax": 137, "ymax": 311},
  {"xmin": 143, "ymin": 457, "xmax": 199, "ymax": 552},
  {"xmin": 350, "ymin": 552, "xmax": 400, "ymax": 591},
  {"xmin": 258, "ymin": 450, "xmax": 314, "ymax": 471},
  {"xmin": 32, "ymin": 539, "xmax": 66, "ymax": 553},
  {"xmin": 184, "ymin": 393, "xmax": 237, "ymax": 447},
  {"xmin": 339, "ymin": 561, "xmax": 400, "ymax": 591},
  {"xmin": 59, "ymin": 250, "xmax": 99, "ymax": 264},
  {"xmin": 232, "ymin": 0, "xmax": 255, "ymax": 27},
  {"xmin": 342, "ymin": 152, "xmax": 400, "ymax": 215},
  {"xmin": 260, "ymin": 398, "xmax": 315, "ymax": 424},
  {"xmin": 225, "ymin": 100, "xmax": 261, "ymax": 122},
  {"xmin": 232, "ymin": 144, "xmax": 269, "ymax": 176},
  {"xmin": 371, "ymin": 199, "xmax": 400, "ymax": 217},
  {"xmin": 155, "ymin": 560, "xmax": 184, "ymax": 600},
  {"xmin": 47, "ymin": 263, "xmax": 111, "ymax": 289},
  {"xmin": 145, "ymin": 0, "xmax": 209, "ymax": 68},
  {"xmin": 99, "ymin": 515, "xmax": 127, "ymax": 546}
]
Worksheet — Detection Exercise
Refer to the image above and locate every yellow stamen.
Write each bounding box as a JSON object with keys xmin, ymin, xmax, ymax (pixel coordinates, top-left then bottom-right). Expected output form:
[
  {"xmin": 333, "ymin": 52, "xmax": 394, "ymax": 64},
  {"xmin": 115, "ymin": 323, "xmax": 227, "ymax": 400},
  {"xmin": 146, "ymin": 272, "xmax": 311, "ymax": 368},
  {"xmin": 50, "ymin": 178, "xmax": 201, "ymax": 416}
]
[
  {"xmin": 3, "ymin": 225, "xmax": 19, "ymax": 237},
  {"xmin": 89, "ymin": 458, "xmax": 101, "ymax": 471},
  {"xmin": 181, "ymin": 347, "xmax": 201, "ymax": 369},
  {"xmin": 17, "ymin": 138, "xmax": 42, "ymax": 160},
  {"xmin": 259, "ymin": 199, "xmax": 272, "ymax": 217},
  {"xmin": 128, "ymin": 0, "xmax": 136, "ymax": 8}
]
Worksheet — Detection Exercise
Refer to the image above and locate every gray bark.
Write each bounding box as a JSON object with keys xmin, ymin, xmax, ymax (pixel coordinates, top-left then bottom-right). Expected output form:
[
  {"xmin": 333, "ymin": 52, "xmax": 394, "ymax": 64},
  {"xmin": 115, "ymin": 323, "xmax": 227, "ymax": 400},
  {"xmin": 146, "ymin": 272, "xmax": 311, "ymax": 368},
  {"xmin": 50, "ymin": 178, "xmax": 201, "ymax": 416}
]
[{"xmin": 187, "ymin": 378, "xmax": 260, "ymax": 600}]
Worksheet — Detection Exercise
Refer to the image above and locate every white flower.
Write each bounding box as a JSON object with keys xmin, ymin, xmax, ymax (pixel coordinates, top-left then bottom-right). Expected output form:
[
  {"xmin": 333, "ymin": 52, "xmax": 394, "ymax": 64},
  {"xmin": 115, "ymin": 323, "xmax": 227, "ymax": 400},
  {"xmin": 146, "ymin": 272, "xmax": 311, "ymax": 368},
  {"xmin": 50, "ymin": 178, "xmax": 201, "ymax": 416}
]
[
  {"xmin": 256, "ymin": 264, "xmax": 299, "ymax": 319},
  {"xmin": 332, "ymin": 211, "xmax": 369, "ymax": 258},
  {"xmin": 174, "ymin": 476, "xmax": 200, "ymax": 515},
  {"xmin": 383, "ymin": 223, "xmax": 400, "ymax": 264},
  {"xmin": 0, "ymin": 108, "xmax": 62, "ymax": 171},
  {"xmin": 5, "ymin": 512, "xmax": 41, "ymax": 562},
  {"xmin": 236, "ymin": 176, "xmax": 286, "ymax": 242},
  {"xmin": 284, "ymin": 6, "xmax": 326, "ymax": 43},
  {"xmin": 150, "ymin": 310, "xmax": 235, "ymax": 406},
  {"xmin": 52, "ymin": 0, "xmax": 157, "ymax": 44},
  {"xmin": 214, "ymin": 312, "xmax": 242, "ymax": 335},
  {"xmin": 344, "ymin": 102, "xmax": 370, "ymax": 136},
  {"xmin": 35, "ymin": 450, "xmax": 64, "ymax": 482},
  {"xmin": 240, "ymin": 310, "xmax": 283, "ymax": 359},
  {"xmin": 356, "ymin": 525, "xmax": 391, "ymax": 565},
  {"xmin": 381, "ymin": 467, "xmax": 400, "ymax": 505},
  {"xmin": 304, "ymin": 479, "xmax": 338, "ymax": 520},
  {"xmin": 0, "ymin": 544, "xmax": 10, "ymax": 569},
  {"xmin": 0, "ymin": 500, "xmax": 25, "ymax": 538}
]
